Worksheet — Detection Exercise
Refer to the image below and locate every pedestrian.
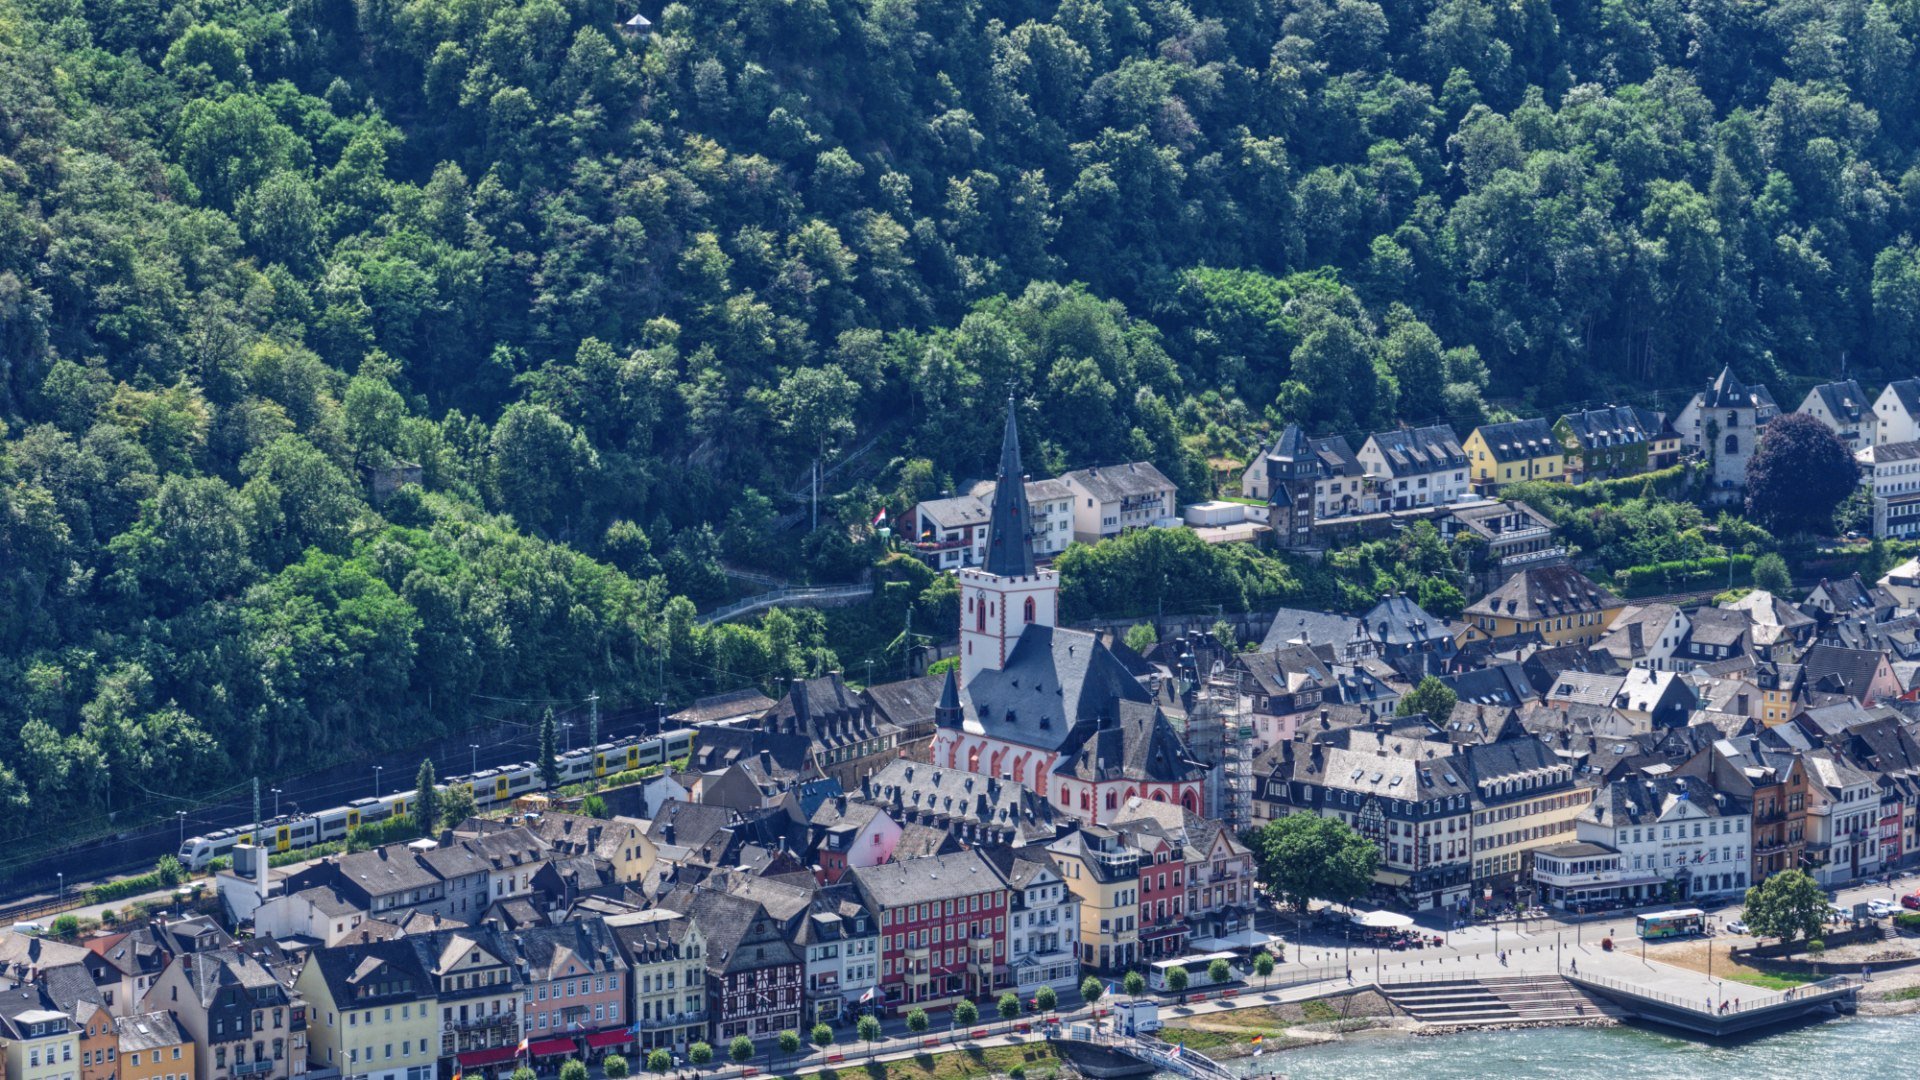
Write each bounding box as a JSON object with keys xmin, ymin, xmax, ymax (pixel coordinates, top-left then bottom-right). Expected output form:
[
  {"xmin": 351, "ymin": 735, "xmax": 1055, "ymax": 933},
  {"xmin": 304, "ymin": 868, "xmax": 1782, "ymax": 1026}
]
[
  {"xmin": 1570, "ymin": 958, "xmax": 1577, "ymax": 974},
  {"xmin": 1733, "ymin": 997, "xmax": 1739, "ymax": 1010}
]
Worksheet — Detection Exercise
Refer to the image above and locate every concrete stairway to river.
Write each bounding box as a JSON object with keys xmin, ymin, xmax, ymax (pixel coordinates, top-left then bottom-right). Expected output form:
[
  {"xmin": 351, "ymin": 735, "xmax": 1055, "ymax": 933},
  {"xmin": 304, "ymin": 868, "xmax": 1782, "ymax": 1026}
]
[{"xmin": 1379, "ymin": 975, "xmax": 1626, "ymax": 1026}]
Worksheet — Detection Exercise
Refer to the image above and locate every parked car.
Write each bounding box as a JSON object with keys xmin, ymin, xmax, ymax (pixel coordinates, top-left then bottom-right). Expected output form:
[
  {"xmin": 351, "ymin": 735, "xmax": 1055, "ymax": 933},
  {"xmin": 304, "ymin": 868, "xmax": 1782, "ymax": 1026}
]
[
  {"xmin": 1725, "ymin": 920, "xmax": 1749, "ymax": 935},
  {"xmin": 1902, "ymin": 892, "xmax": 1920, "ymax": 911},
  {"xmin": 1868, "ymin": 899, "xmax": 1897, "ymax": 918}
]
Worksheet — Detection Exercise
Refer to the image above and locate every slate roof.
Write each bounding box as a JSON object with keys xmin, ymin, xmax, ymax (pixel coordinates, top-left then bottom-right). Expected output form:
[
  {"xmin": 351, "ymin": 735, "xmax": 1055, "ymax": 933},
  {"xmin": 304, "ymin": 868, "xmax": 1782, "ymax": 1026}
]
[
  {"xmin": 1703, "ymin": 366, "xmax": 1777, "ymax": 412},
  {"xmin": 851, "ymin": 850, "xmax": 1002, "ymax": 910},
  {"xmin": 665, "ymin": 887, "xmax": 799, "ymax": 975},
  {"xmin": 1547, "ymin": 671, "xmax": 1628, "ymax": 707},
  {"xmin": 1884, "ymin": 378, "xmax": 1920, "ymax": 420},
  {"xmin": 1473, "ymin": 418, "xmax": 1558, "ymax": 461},
  {"xmin": 1061, "ymin": 461, "xmax": 1177, "ymax": 504},
  {"xmin": 115, "ymin": 1012, "xmax": 188, "ymax": 1054},
  {"xmin": 890, "ymin": 823, "xmax": 958, "ymax": 860},
  {"xmin": 1262, "ymin": 608, "xmax": 1364, "ymax": 653},
  {"xmin": 1556, "ymin": 405, "xmax": 1656, "ymax": 450},
  {"xmin": 858, "ymin": 760, "xmax": 1057, "ymax": 844},
  {"xmin": 958, "ymin": 625, "xmax": 1153, "ymax": 752},
  {"xmin": 309, "ymin": 938, "xmax": 431, "ymax": 1006},
  {"xmin": 1800, "ymin": 645, "xmax": 1888, "ymax": 700},
  {"xmin": 1367, "ymin": 424, "xmax": 1467, "ymax": 474},
  {"xmin": 1808, "ymin": 379, "xmax": 1869, "ymax": 425},
  {"xmin": 1687, "ymin": 608, "xmax": 1753, "ymax": 648},
  {"xmin": 1054, "ymin": 701, "xmax": 1204, "ymax": 785},
  {"xmin": 1584, "ymin": 773, "xmax": 1744, "ymax": 829},
  {"xmin": 1467, "ymin": 565, "xmax": 1622, "ymax": 621},
  {"xmin": 862, "ymin": 674, "xmax": 946, "ymax": 732},
  {"xmin": 1360, "ymin": 594, "xmax": 1456, "ymax": 652},
  {"xmin": 917, "ymin": 495, "xmax": 991, "ymax": 531},
  {"xmin": 1292, "ymin": 728, "xmax": 1473, "ymax": 801},
  {"xmin": 1442, "ymin": 663, "xmax": 1534, "ymax": 709},
  {"xmin": 1237, "ymin": 646, "xmax": 1332, "ymax": 699},
  {"xmin": 1873, "ymin": 439, "xmax": 1920, "ymax": 464},
  {"xmin": 671, "ymin": 689, "xmax": 779, "ymax": 726}
]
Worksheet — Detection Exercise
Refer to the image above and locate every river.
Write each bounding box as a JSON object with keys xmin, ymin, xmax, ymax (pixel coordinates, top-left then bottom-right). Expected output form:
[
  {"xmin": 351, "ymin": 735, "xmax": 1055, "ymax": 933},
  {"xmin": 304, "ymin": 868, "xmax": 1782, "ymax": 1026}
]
[{"xmin": 1206, "ymin": 1014, "xmax": 1920, "ymax": 1079}]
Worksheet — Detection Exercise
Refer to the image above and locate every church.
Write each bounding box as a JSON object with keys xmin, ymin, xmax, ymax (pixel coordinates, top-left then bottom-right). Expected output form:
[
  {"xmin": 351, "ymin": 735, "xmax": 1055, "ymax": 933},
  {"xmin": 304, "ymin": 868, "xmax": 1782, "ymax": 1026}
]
[{"xmin": 930, "ymin": 400, "xmax": 1207, "ymax": 824}]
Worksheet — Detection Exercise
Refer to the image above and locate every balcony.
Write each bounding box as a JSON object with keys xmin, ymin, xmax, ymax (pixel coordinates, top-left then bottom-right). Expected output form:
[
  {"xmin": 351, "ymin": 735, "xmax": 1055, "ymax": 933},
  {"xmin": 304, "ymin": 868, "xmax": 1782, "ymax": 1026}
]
[
  {"xmin": 904, "ymin": 945, "xmax": 929, "ymax": 963},
  {"xmin": 904, "ymin": 969, "xmax": 930, "ymax": 988},
  {"xmin": 233, "ymin": 1062, "xmax": 274, "ymax": 1077},
  {"xmin": 1501, "ymin": 545, "xmax": 1568, "ymax": 567}
]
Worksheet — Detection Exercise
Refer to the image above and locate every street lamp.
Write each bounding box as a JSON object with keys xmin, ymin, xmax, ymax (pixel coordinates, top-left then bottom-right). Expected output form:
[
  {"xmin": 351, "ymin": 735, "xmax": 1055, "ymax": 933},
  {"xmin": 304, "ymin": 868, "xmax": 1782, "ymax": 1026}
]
[
  {"xmin": 374, "ymin": 765, "xmax": 384, "ymax": 798},
  {"xmin": 272, "ymin": 788, "xmax": 283, "ymax": 819},
  {"xmin": 470, "ymin": 744, "xmax": 481, "ymax": 775},
  {"xmin": 57, "ymin": 872, "xmax": 64, "ymax": 902},
  {"xmin": 562, "ymin": 721, "xmax": 574, "ymax": 752},
  {"xmin": 177, "ymin": 811, "xmax": 187, "ymax": 847}
]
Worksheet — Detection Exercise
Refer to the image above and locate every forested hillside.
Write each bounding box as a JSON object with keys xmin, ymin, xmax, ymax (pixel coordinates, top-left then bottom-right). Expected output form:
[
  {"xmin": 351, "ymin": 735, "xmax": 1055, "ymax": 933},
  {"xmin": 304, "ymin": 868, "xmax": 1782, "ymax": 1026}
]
[{"xmin": 3, "ymin": 0, "xmax": 1919, "ymax": 841}]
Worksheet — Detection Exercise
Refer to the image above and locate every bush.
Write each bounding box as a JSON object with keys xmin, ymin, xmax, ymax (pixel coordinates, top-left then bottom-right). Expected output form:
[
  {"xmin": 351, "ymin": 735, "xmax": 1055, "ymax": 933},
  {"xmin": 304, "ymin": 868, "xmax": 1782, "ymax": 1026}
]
[
  {"xmin": 1895, "ymin": 912, "xmax": 1920, "ymax": 929},
  {"xmin": 85, "ymin": 871, "xmax": 162, "ymax": 905},
  {"xmin": 691, "ymin": 1042, "xmax": 715, "ymax": 1066},
  {"xmin": 810, "ymin": 1023, "xmax": 834, "ymax": 1048},
  {"xmin": 645, "ymin": 1051, "xmax": 670, "ymax": 1075},
  {"xmin": 345, "ymin": 815, "xmax": 422, "ymax": 852},
  {"xmin": 602, "ymin": 1055, "xmax": 628, "ymax": 1079},
  {"xmin": 50, "ymin": 914, "xmax": 79, "ymax": 937},
  {"xmin": 777, "ymin": 1030, "xmax": 801, "ymax": 1055},
  {"xmin": 1613, "ymin": 554, "xmax": 1755, "ymax": 593},
  {"xmin": 154, "ymin": 855, "xmax": 185, "ymax": 887},
  {"xmin": 560, "ymin": 1059, "xmax": 589, "ymax": 1080}
]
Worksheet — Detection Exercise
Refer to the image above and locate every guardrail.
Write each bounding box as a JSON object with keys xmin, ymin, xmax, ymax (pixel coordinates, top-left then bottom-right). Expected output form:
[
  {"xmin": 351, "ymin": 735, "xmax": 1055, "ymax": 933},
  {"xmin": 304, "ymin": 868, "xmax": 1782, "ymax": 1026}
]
[
  {"xmin": 696, "ymin": 583, "xmax": 874, "ymax": 625},
  {"xmin": 1568, "ymin": 970, "xmax": 1857, "ymax": 1016}
]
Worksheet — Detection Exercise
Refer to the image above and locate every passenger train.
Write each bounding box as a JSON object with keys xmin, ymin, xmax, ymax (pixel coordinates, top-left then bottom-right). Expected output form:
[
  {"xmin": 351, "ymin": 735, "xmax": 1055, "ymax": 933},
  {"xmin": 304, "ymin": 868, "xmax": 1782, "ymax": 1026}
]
[{"xmin": 176, "ymin": 729, "xmax": 693, "ymax": 870}]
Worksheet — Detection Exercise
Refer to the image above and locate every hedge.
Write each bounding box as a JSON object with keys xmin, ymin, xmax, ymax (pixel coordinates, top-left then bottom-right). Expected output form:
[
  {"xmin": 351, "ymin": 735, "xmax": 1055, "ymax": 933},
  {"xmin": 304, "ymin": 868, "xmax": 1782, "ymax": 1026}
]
[
  {"xmin": 1614, "ymin": 554, "xmax": 1756, "ymax": 593},
  {"xmin": 85, "ymin": 872, "xmax": 163, "ymax": 905}
]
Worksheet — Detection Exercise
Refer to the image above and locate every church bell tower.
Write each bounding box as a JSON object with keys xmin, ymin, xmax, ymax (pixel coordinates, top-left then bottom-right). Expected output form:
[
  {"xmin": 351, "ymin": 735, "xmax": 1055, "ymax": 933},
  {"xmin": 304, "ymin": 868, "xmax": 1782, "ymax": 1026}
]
[{"xmin": 958, "ymin": 397, "xmax": 1059, "ymax": 686}]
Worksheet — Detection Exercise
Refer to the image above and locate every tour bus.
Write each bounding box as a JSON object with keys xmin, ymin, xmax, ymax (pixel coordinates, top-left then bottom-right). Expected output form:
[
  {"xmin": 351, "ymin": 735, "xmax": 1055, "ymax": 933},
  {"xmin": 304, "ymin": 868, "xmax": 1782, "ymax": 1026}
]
[{"xmin": 1635, "ymin": 908, "xmax": 1706, "ymax": 940}]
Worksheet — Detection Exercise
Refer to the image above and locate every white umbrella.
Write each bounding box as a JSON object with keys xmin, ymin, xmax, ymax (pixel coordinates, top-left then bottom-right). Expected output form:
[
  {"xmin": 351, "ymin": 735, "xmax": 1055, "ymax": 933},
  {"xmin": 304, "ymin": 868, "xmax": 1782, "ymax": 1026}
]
[{"xmin": 1351, "ymin": 909, "xmax": 1415, "ymax": 930}]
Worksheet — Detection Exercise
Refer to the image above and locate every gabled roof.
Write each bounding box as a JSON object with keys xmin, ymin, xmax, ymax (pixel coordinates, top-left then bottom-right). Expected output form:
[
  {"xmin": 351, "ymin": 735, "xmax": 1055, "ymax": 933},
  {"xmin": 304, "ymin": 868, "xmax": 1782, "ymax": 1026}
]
[
  {"xmin": 1261, "ymin": 608, "xmax": 1363, "ymax": 653},
  {"xmin": 1472, "ymin": 418, "xmax": 1558, "ymax": 461},
  {"xmin": 1806, "ymin": 379, "xmax": 1869, "ymax": 425},
  {"xmin": 1555, "ymin": 406, "xmax": 1654, "ymax": 450},
  {"xmin": 1466, "ymin": 565, "xmax": 1622, "ymax": 621},
  {"xmin": 1703, "ymin": 366, "xmax": 1775, "ymax": 411},
  {"xmin": 862, "ymin": 674, "xmax": 947, "ymax": 730},
  {"xmin": 1053, "ymin": 701, "xmax": 1204, "ymax": 785},
  {"xmin": 1883, "ymin": 378, "xmax": 1920, "ymax": 419},
  {"xmin": 851, "ymin": 850, "xmax": 1002, "ymax": 910},
  {"xmin": 959, "ymin": 625, "xmax": 1153, "ymax": 752},
  {"xmin": 1061, "ymin": 461, "xmax": 1177, "ymax": 503},
  {"xmin": 308, "ymin": 939, "xmax": 432, "ymax": 1006},
  {"xmin": 1365, "ymin": 424, "xmax": 1467, "ymax": 474},
  {"xmin": 983, "ymin": 397, "xmax": 1038, "ymax": 576}
]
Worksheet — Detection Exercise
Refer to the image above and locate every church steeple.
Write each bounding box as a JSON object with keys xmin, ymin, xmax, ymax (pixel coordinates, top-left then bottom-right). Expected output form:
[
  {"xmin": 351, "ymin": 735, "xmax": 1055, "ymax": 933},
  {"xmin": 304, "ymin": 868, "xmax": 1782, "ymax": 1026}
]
[
  {"xmin": 958, "ymin": 395, "xmax": 1058, "ymax": 686},
  {"xmin": 983, "ymin": 396, "xmax": 1037, "ymax": 578}
]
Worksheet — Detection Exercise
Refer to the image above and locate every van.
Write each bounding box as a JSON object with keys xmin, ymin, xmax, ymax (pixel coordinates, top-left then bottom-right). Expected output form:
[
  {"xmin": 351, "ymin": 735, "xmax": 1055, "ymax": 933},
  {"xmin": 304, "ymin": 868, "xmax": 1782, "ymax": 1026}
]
[{"xmin": 10, "ymin": 921, "xmax": 45, "ymax": 936}]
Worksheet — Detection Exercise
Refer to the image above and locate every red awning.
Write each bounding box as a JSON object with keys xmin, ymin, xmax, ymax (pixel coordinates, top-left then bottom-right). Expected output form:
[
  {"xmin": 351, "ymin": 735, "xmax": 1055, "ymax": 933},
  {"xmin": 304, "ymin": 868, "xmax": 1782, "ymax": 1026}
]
[
  {"xmin": 457, "ymin": 1047, "xmax": 519, "ymax": 1069},
  {"xmin": 529, "ymin": 1038, "xmax": 578, "ymax": 1057},
  {"xmin": 585, "ymin": 1030, "xmax": 631, "ymax": 1050}
]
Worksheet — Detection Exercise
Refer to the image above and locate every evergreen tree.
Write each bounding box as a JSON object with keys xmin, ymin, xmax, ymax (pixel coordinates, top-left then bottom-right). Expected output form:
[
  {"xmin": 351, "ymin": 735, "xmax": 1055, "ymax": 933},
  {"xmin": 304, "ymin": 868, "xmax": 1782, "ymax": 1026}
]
[
  {"xmin": 540, "ymin": 708, "xmax": 560, "ymax": 791},
  {"xmin": 413, "ymin": 759, "xmax": 439, "ymax": 833}
]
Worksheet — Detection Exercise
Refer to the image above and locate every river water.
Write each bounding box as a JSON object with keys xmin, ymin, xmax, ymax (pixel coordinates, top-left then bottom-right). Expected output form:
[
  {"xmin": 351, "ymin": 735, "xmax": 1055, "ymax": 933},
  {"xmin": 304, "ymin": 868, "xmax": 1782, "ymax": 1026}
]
[{"xmin": 1204, "ymin": 1014, "xmax": 1920, "ymax": 1079}]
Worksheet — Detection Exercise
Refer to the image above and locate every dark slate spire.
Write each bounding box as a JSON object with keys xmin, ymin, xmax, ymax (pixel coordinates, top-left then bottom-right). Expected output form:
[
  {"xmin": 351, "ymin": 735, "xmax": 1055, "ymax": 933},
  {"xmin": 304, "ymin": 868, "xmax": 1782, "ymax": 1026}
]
[
  {"xmin": 935, "ymin": 666, "xmax": 964, "ymax": 728},
  {"xmin": 983, "ymin": 396, "xmax": 1037, "ymax": 577}
]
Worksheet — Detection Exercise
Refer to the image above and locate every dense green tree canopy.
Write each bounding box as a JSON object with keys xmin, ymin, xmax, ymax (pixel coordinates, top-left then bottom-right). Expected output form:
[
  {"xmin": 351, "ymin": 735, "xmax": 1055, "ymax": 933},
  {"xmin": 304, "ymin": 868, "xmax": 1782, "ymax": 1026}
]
[{"xmin": 7, "ymin": 0, "xmax": 1920, "ymax": 849}]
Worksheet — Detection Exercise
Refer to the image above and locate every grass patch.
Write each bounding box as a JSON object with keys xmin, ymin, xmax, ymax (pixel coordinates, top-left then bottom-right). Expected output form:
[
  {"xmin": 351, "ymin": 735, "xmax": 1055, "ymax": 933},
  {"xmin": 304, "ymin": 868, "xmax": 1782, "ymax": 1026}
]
[
  {"xmin": 1879, "ymin": 986, "xmax": 1920, "ymax": 1001},
  {"xmin": 1300, "ymin": 999, "xmax": 1340, "ymax": 1023},
  {"xmin": 782, "ymin": 1044, "xmax": 1062, "ymax": 1080},
  {"xmin": 1723, "ymin": 968, "xmax": 1821, "ymax": 991}
]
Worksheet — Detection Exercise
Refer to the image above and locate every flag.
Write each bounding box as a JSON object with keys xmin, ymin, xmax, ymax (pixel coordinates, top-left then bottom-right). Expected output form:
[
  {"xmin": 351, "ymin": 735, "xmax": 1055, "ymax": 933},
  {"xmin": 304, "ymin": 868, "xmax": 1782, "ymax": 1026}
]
[
  {"xmin": 860, "ymin": 985, "xmax": 877, "ymax": 1004},
  {"xmin": 873, "ymin": 507, "xmax": 888, "ymax": 527},
  {"xmin": 452, "ymin": 1068, "xmax": 463, "ymax": 1080},
  {"xmin": 1249, "ymin": 1035, "xmax": 1264, "ymax": 1046},
  {"xmin": 1167, "ymin": 1044, "xmax": 1183, "ymax": 1059},
  {"xmin": 517, "ymin": 1036, "xmax": 530, "ymax": 1056},
  {"xmin": 1107, "ymin": 982, "xmax": 1119, "ymax": 997}
]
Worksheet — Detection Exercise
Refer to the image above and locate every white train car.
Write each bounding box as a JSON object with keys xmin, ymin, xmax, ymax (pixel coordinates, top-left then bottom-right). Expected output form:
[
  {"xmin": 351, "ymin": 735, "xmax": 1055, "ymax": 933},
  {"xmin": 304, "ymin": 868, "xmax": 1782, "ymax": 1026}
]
[{"xmin": 177, "ymin": 729, "xmax": 691, "ymax": 870}]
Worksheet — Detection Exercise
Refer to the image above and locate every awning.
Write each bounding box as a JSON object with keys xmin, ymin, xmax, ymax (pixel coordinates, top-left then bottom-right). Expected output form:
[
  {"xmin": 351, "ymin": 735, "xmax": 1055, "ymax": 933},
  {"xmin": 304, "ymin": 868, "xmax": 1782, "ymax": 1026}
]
[
  {"xmin": 457, "ymin": 1047, "xmax": 519, "ymax": 1069},
  {"xmin": 529, "ymin": 1038, "xmax": 577, "ymax": 1057},
  {"xmin": 585, "ymin": 1030, "xmax": 631, "ymax": 1050},
  {"xmin": 1192, "ymin": 929, "xmax": 1274, "ymax": 951},
  {"xmin": 1351, "ymin": 910, "xmax": 1415, "ymax": 930}
]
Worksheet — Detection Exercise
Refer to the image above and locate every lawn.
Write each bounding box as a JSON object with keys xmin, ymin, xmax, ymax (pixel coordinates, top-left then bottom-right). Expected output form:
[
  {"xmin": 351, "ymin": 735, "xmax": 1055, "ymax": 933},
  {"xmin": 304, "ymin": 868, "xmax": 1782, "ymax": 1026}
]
[
  {"xmin": 1722, "ymin": 968, "xmax": 1821, "ymax": 991},
  {"xmin": 780, "ymin": 1045, "xmax": 1064, "ymax": 1080}
]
